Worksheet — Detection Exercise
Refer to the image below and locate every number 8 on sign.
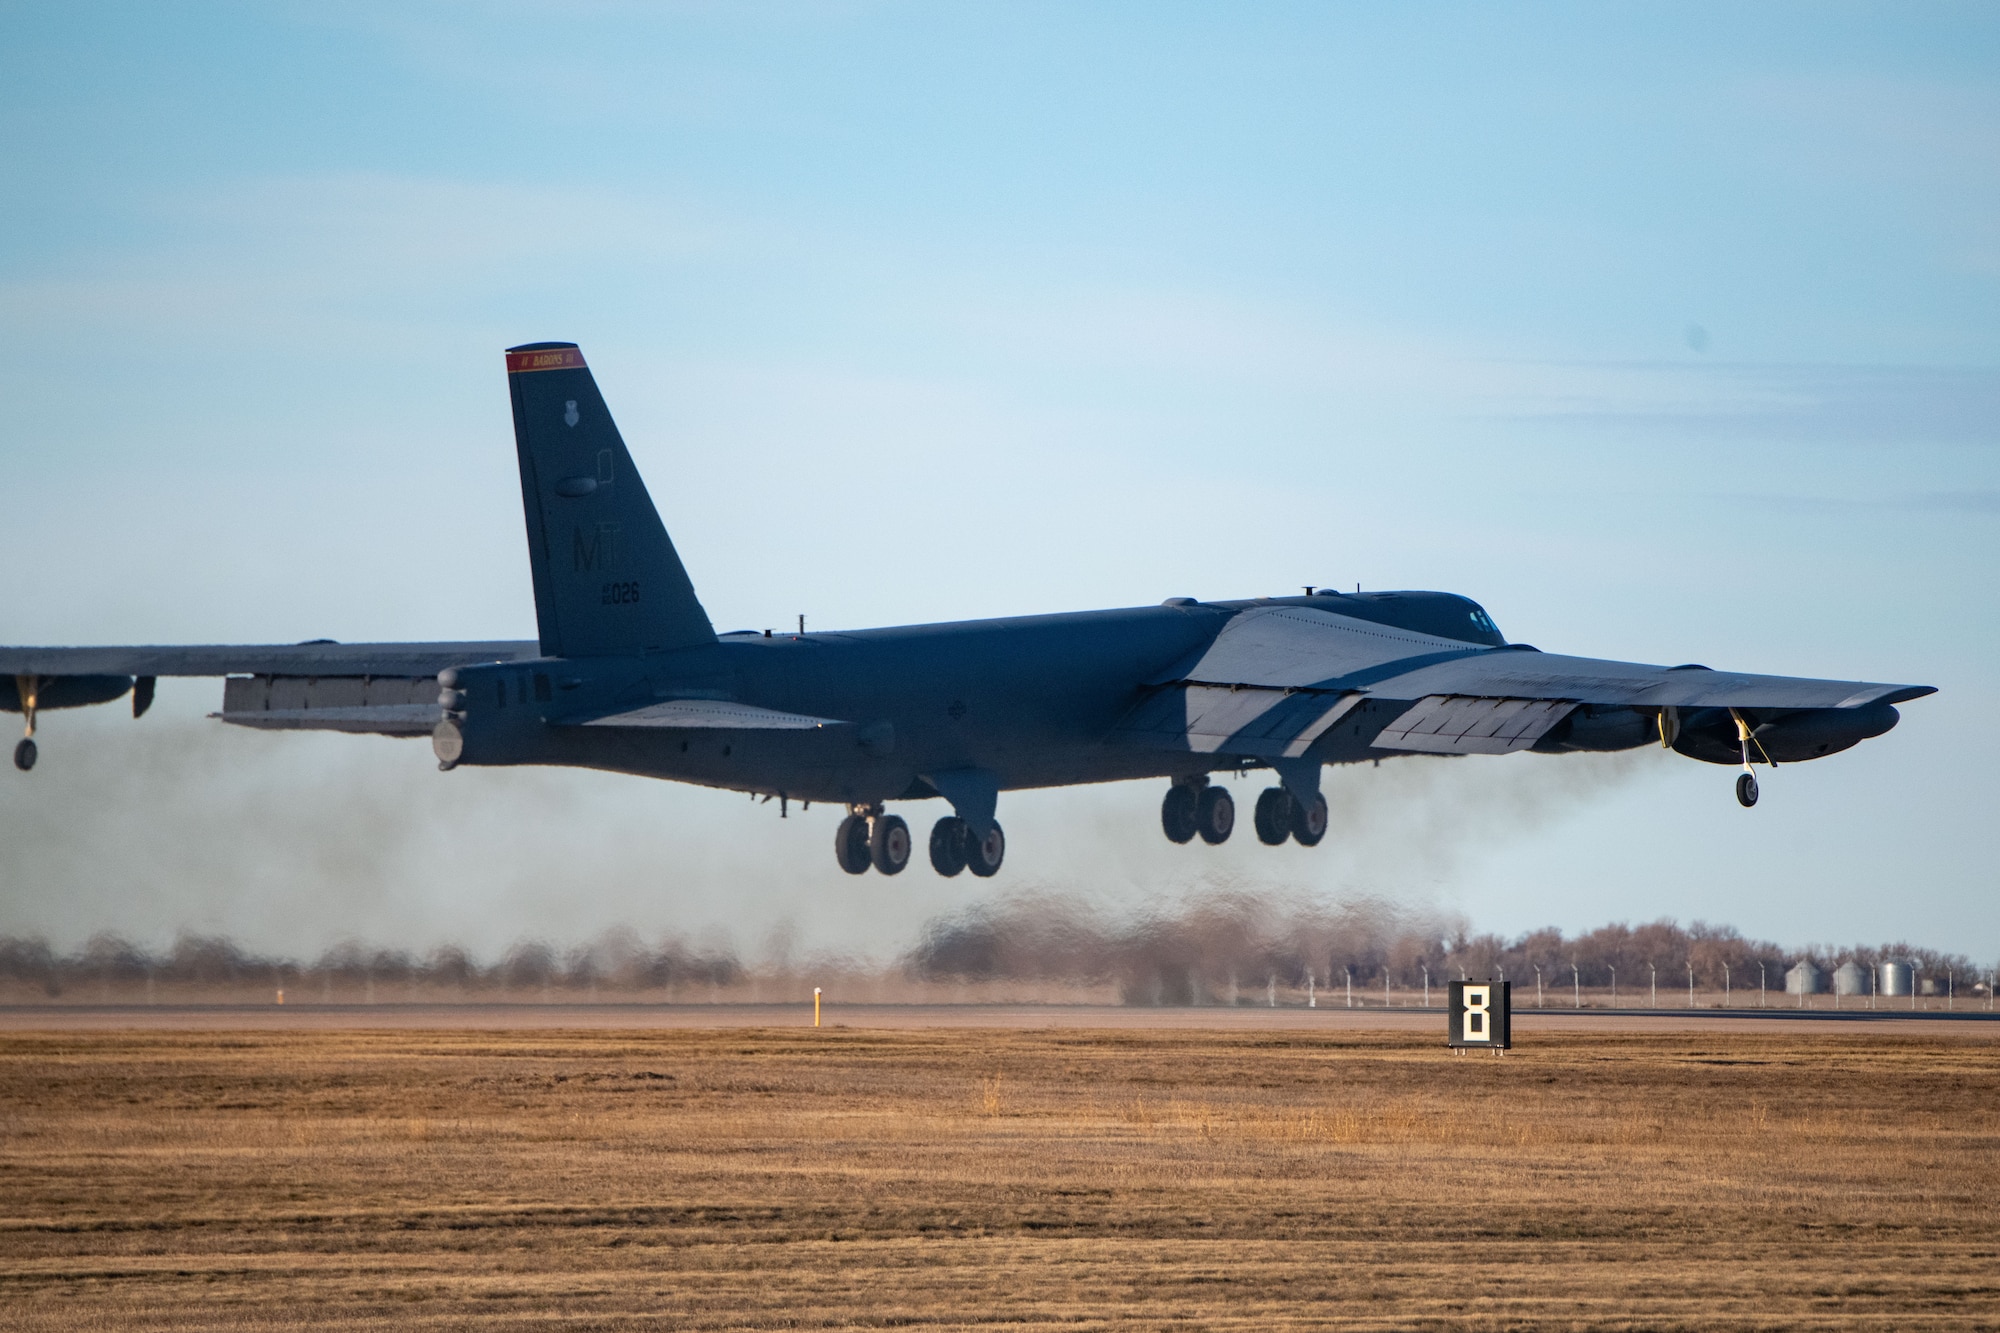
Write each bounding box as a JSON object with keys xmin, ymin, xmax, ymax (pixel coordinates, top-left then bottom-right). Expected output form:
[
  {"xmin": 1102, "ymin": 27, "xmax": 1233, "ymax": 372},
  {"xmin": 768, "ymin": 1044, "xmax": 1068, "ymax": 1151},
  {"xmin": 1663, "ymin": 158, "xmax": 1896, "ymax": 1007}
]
[{"xmin": 1448, "ymin": 979, "xmax": 1511, "ymax": 1050}]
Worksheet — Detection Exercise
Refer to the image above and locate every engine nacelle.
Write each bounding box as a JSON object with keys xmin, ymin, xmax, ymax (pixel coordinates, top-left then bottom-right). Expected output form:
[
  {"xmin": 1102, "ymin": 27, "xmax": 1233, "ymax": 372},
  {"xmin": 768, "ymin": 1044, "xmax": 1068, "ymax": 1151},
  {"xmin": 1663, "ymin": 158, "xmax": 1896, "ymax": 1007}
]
[
  {"xmin": 1532, "ymin": 704, "xmax": 1653, "ymax": 753},
  {"xmin": 0, "ymin": 674, "xmax": 134, "ymax": 712},
  {"xmin": 1672, "ymin": 704, "xmax": 1900, "ymax": 766}
]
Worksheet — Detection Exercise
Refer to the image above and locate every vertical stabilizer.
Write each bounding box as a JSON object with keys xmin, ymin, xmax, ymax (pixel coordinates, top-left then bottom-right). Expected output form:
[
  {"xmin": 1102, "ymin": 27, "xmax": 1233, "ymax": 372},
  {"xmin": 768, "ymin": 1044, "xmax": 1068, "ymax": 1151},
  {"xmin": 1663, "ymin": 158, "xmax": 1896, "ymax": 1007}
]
[{"xmin": 505, "ymin": 343, "xmax": 715, "ymax": 658}]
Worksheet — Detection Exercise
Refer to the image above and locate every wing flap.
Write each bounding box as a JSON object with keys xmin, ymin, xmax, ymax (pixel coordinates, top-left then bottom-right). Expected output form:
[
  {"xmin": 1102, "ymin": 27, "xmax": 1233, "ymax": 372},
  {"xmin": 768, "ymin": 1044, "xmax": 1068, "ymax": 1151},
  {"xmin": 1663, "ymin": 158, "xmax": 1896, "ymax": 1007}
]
[
  {"xmin": 216, "ymin": 705, "xmax": 440, "ymax": 736},
  {"xmin": 1373, "ymin": 695, "xmax": 1576, "ymax": 755},
  {"xmin": 213, "ymin": 675, "xmax": 442, "ymax": 736}
]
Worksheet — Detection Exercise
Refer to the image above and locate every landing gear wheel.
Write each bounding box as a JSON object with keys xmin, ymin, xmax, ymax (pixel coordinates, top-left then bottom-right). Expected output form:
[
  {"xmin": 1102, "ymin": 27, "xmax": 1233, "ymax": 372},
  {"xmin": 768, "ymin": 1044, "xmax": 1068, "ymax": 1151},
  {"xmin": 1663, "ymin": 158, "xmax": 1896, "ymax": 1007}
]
[
  {"xmin": 1735, "ymin": 772, "xmax": 1759, "ymax": 808},
  {"xmin": 1196, "ymin": 786, "xmax": 1235, "ymax": 845},
  {"xmin": 870, "ymin": 814, "xmax": 912, "ymax": 875},
  {"xmin": 13, "ymin": 738, "xmax": 35, "ymax": 772},
  {"xmin": 965, "ymin": 821, "xmax": 1006, "ymax": 878},
  {"xmin": 1161, "ymin": 785, "xmax": 1199, "ymax": 844},
  {"xmin": 929, "ymin": 817, "xmax": 969, "ymax": 876},
  {"xmin": 1253, "ymin": 788, "xmax": 1293, "ymax": 845},
  {"xmin": 1291, "ymin": 792, "xmax": 1328, "ymax": 846},
  {"xmin": 834, "ymin": 814, "xmax": 873, "ymax": 874}
]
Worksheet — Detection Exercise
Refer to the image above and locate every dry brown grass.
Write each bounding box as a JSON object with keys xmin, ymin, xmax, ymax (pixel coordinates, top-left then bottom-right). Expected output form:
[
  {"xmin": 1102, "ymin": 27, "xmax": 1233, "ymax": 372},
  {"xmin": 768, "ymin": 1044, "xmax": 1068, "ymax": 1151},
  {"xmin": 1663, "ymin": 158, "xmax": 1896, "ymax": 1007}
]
[{"xmin": 0, "ymin": 1026, "xmax": 1995, "ymax": 1330}]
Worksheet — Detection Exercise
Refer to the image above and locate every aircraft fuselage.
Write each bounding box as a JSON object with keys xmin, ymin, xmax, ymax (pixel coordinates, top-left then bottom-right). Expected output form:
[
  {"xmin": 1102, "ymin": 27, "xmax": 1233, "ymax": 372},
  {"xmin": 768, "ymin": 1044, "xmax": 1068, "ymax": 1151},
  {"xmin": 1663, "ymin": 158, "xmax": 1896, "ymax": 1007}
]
[{"xmin": 440, "ymin": 590, "xmax": 1499, "ymax": 805}]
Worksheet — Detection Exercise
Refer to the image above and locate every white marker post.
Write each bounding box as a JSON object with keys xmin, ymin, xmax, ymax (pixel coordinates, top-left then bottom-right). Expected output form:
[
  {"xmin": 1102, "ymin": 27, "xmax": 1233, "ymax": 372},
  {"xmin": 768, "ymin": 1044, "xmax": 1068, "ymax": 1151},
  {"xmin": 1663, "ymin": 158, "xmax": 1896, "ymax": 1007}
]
[{"xmin": 813, "ymin": 987, "xmax": 821, "ymax": 1028}]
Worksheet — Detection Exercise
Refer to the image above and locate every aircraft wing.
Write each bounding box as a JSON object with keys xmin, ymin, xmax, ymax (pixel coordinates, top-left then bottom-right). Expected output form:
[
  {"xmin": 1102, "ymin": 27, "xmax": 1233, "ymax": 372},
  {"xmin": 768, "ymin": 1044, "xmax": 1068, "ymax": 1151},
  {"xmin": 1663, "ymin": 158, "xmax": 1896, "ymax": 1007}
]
[
  {"xmin": 1, "ymin": 641, "xmax": 541, "ymax": 738},
  {"xmin": 1118, "ymin": 605, "xmax": 1934, "ymax": 759},
  {"xmin": 0, "ymin": 641, "xmax": 539, "ymax": 678}
]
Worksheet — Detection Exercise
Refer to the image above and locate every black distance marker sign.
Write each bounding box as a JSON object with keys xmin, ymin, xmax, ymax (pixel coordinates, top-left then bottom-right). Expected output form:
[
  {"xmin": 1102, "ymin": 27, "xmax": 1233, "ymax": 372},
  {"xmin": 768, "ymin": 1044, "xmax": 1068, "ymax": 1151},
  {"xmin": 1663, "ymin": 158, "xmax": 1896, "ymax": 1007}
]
[{"xmin": 1447, "ymin": 980, "xmax": 1511, "ymax": 1050}]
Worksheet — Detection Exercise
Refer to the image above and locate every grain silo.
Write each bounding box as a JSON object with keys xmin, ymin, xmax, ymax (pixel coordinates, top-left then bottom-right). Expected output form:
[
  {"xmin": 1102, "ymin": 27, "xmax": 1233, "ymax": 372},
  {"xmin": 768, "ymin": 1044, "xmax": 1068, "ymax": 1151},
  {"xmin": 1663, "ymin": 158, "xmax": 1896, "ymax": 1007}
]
[
  {"xmin": 1832, "ymin": 961, "xmax": 1868, "ymax": 996},
  {"xmin": 1880, "ymin": 961, "xmax": 1915, "ymax": 997},
  {"xmin": 1786, "ymin": 960, "xmax": 1826, "ymax": 995}
]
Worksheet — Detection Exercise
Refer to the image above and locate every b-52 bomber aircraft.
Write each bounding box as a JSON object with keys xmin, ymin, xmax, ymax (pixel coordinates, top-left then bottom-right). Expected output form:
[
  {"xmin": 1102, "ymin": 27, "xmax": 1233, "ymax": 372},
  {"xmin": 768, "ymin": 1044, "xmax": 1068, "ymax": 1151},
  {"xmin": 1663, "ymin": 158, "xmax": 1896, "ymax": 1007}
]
[{"xmin": 3, "ymin": 342, "xmax": 1934, "ymax": 878}]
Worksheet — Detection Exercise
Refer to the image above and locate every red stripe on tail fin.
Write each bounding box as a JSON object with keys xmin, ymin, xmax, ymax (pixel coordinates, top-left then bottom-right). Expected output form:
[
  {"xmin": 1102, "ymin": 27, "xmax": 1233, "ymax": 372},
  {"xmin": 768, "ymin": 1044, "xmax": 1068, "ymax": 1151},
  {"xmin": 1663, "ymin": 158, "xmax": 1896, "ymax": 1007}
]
[{"xmin": 506, "ymin": 346, "xmax": 587, "ymax": 374}]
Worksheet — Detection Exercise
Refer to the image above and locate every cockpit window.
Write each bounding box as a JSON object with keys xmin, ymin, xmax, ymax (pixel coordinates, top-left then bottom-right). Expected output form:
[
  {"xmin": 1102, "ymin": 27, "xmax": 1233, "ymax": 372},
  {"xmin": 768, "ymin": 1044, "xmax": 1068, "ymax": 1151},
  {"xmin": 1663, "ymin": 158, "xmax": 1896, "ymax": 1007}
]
[{"xmin": 1469, "ymin": 608, "xmax": 1496, "ymax": 633}]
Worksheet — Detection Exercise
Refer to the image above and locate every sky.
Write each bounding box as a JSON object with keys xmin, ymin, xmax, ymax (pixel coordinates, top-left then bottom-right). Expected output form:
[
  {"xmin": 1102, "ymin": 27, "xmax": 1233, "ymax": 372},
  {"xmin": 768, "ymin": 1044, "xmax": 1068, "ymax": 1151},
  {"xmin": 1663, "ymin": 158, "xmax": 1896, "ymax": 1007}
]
[{"xmin": 1, "ymin": 2, "xmax": 1996, "ymax": 966}]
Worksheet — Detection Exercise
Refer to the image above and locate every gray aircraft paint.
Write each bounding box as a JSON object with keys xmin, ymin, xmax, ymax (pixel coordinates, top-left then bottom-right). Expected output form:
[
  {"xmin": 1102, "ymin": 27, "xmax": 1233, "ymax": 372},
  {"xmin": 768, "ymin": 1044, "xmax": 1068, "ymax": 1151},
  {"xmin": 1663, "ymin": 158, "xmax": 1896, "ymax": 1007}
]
[{"xmin": 0, "ymin": 342, "xmax": 1935, "ymax": 865}]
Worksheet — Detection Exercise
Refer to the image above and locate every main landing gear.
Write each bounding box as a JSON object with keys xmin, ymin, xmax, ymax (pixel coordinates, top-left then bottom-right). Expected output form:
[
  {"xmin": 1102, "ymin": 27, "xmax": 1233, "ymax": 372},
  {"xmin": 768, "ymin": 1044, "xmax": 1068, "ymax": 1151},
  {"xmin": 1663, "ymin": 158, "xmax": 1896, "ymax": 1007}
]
[
  {"xmin": 835, "ymin": 807, "xmax": 911, "ymax": 875},
  {"xmin": 1160, "ymin": 778, "xmax": 1237, "ymax": 845},
  {"xmin": 837, "ymin": 806, "xmax": 1004, "ymax": 877},
  {"xmin": 1162, "ymin": 779, "xmax": 1234, "ymax": 844},
  {"xmin": 1253, "ymin": 787, "xmax": 1327, "ymax": 846},
  {"xmin": 1163, "ymin": 777, "xmax": 1327, "ymax": 848},
  {"xmin": 930, "ymin": 817, "xmax": 1003, "ymax": 878}
]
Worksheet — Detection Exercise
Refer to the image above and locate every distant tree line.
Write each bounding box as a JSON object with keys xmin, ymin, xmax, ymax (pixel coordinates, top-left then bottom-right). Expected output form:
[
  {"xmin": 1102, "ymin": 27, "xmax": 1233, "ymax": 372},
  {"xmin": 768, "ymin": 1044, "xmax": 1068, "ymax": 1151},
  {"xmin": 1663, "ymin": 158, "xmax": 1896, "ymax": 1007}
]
[
  {"xmin": 907, "ymin": 894, "xmax": 1993, "ymax": 1005},
  {"xmin": 0, "ymin": 930, "xmax": 740, "ymax": 999},
  {"xmin": 1, "ymin": 899, "xmax": 1988, "ymax": 1005}
]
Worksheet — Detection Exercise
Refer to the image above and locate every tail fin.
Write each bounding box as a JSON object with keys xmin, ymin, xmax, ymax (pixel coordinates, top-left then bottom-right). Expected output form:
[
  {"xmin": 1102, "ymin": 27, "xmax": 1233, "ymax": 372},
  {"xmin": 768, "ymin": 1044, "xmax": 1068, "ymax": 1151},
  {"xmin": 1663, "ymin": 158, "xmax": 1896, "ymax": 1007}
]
[{"xmin": 505, "ymin": 342, "xmax": 715, "ymax": 658}]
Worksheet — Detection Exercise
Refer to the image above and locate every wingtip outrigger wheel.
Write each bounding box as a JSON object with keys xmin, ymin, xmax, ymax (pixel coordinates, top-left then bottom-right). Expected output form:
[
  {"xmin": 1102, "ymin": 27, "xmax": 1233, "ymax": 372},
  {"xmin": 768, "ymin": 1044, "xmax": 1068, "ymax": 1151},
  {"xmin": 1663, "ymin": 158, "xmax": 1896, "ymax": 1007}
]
[
  {"xmin": 1730, "ymin": 708, "xmax": 1766, "ymax": 808},
  {"xmin": 13, "ymin": 674, "xmax": 38, "ymax": 772}
]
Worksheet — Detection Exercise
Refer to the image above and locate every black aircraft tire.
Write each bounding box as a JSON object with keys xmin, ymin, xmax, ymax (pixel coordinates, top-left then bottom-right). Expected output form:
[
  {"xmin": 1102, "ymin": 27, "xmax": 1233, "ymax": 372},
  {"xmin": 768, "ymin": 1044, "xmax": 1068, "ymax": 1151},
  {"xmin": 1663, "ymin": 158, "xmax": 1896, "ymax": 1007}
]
[
  {"xmin": 929, "ymin": 817, "xmax": 969, "ymax": 876},
  {"xmin": 1291, "ymin": 792, "xmax": 1329, "ymax": 847},
  {"xmin": 834, "ymin": 814, "xmax": 873, "ymax": 874},
  {"xmin": 1253, "ymin": 788, "xmax": 1292, "ymax": 845},
  {"xmin": 1161, "ymin": 785, "xmax": 1199, "ymax": 844},
  {"xmin": 13, "ymin": 738, "xmax": 35, "ymax": 772},
  {"xmin": 1736, "ymin": 772, "xmax": 1759, "ymax": 808},
  {"xmin": 1197, "ymin": 786, "xmax": 1234, "ymax": 845},
  {"xmin": 966, "ymin": 822, "xmax": 1006, "ymax": 878},
  {"xmin": 870, "ymin": 814, "xmax": 912, "ymax": 875}
]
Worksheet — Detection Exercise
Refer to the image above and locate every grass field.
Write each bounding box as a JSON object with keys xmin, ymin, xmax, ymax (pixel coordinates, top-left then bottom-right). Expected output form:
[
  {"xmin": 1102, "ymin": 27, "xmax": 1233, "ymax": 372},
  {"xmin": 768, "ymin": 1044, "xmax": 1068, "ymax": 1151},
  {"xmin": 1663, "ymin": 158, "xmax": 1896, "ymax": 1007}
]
[{"xmin": 1, "ymin": 1026, "xmax": 1995, "ymax": 1330}]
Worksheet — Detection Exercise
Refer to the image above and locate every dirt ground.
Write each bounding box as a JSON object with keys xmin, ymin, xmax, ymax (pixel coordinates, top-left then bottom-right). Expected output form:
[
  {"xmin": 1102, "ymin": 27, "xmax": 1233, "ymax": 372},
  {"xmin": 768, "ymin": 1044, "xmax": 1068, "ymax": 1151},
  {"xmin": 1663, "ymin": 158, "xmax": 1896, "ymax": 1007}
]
[{"xmin": 1, "ymin": 1024, "xmax": 1995, "ymax": 1330}]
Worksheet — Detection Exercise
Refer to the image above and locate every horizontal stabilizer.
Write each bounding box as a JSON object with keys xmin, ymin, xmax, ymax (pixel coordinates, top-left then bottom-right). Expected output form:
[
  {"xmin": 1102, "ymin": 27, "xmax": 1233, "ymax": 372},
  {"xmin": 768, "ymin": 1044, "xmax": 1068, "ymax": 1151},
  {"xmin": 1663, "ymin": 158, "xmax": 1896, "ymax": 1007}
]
[{"xmin": 564, "ymin": 698, "xmax": 844, "ymax": 731}]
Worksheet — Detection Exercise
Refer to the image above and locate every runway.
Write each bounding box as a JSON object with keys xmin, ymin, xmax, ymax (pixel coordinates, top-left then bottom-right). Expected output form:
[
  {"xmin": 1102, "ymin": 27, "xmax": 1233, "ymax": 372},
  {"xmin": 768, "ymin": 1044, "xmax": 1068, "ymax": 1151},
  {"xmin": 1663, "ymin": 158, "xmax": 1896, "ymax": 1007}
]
[
  {"xmin": 3, "ymin": 1000, "xmax": 1994, "ymax": 1035},
  {"xmin": 5, "ymin": 1020, "xmax": 1996, "ymax": 1329}
]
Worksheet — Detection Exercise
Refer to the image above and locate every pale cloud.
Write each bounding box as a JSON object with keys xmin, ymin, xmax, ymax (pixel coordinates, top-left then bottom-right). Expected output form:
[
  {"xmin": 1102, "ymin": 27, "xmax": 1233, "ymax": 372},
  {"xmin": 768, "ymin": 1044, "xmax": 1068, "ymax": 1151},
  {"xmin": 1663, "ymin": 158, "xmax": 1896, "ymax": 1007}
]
[{"xmin": 1494, "ymin": 361, "xmax": 2000, "ymax": 448}]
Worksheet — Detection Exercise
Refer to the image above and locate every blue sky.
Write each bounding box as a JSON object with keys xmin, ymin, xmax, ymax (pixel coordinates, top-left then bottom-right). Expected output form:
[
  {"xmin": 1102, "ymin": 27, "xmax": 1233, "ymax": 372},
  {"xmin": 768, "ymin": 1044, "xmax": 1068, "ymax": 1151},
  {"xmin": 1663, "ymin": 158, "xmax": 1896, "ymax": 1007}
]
[{"xmin": 2, "ymin": 3, "xmax": 1996, "ymax": 964}]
